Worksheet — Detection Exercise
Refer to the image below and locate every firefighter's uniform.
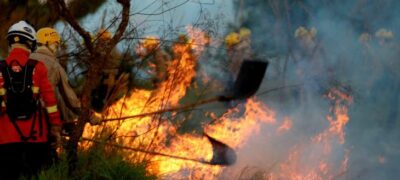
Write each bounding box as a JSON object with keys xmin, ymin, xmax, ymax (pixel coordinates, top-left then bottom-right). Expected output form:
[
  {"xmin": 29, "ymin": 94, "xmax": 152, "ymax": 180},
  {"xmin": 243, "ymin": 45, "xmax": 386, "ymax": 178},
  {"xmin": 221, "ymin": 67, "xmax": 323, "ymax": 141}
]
[
  {"xmin": 225, "ymin": 28, "xmax": 253, "ymax": 80},
  {"xmin": 134, "ymin": 36, "xmax": 170, "ymax": 89},
  {"xmin": 0, "ymin": 21, "xmax": 61, "ymax": 179},
  {"xmin": 30, "ymin": 28, "xmax": 81, "ymax": 128}
]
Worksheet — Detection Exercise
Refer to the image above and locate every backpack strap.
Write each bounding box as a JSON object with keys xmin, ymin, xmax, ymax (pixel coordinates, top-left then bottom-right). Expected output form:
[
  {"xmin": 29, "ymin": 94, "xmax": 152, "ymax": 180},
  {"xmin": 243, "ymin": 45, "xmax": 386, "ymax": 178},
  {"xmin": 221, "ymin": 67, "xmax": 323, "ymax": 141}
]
[
  {"xmin": 1, "ymin": 59, "xmax": 41, "ymax": 141},
  {"xmin": 25, "ymin": 59, "xmax": 38, "ymax": 90},
  {"xmin": 26, "ymin": 59, "xmax": 44, "ymax": 138},
  {"xmin": 0, "ymin": 60, "xmax": 29, "ymax": 140},
  {"xmin": 1, "ymin": 59, "xmax": 37, "ymax": 94},
  {"xmin": 25, "ymin": 59, "xmax": 41, "ymax": 139}
]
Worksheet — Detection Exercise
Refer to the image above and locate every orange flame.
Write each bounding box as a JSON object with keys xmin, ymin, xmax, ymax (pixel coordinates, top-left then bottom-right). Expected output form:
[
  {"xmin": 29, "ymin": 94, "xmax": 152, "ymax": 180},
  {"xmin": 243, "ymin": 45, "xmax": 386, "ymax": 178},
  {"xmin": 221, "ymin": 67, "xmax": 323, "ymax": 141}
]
[
  {"xmin": 82, "ymin": 26, "xmax": 226, "ymax": 179},
  {"xmin": 277, "ymin": 117, "xmax": 293, "ymax": 134},
  {"xmin": 270, "ymin": 88, "xmax": 352, "ymax": 180},
  {"xmin": 82, "ymin": 26, "xmax": 353, "ymax": 180}
]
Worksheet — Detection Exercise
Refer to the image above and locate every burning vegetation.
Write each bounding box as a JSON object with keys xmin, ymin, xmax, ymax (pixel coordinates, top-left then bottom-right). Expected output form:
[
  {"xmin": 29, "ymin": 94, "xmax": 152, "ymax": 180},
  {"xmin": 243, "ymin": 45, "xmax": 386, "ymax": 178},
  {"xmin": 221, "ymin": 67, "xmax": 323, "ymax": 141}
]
[
  {"xmin": 4, "ymin": 0, "xmax": 398, "ymax": 179},
  {"xmin": 77, "ymin": 25, "xmax": 355, "ymax": 179}
]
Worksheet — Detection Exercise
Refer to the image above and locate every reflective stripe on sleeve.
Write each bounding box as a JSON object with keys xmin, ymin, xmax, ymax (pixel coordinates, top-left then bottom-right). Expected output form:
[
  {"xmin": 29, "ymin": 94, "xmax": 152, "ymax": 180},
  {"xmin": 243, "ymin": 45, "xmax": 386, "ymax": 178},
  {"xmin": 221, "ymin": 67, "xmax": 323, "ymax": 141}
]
[
  {"xmin": 47, "ymin": 105, "xmax": 58, "ymax": 113},
  {"xmin": 32, "ymin": 86, "xmax": 39, "ymax": 94},
  {"xmin": 0, "ymin": 88, "xmax": 5, "ymax": 96}
]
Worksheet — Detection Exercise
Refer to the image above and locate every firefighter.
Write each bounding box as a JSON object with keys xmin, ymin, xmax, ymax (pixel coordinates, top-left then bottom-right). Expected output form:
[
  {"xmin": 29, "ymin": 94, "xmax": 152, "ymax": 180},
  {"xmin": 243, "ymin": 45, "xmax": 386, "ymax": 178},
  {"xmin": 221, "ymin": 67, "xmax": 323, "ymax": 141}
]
[
  {"xmin": 293, "ymin": 26, "xmax": 329, "ymax": 107},
  {"xmin": 374, "ymin": 28, "xmax": 398, "ymax": 67},
  {"xmin": 294, "ymin": 26, "xmax": 317, "ymax": 54},
  {"xmin": 224, "ymin": 28, "xmax": 253, "ymax": 111},
  {"xmin": 293, "ymin": 26, "xmax": 323, "ymax": 80},
  {"xmin": 224, "ymin": 28, "xmax": 253, "ymax": 89},
  {"xmin": 134, "ymin": 36, "xmax": 170, "ymax": 89},
  {"xmin": 359, "ymin": 32, "xmax": 372, "ymax": 44},
  {"xmin": 95, "ymin": 28, "xmax": 120, "ymax": 85},
  {"xmin": 375, "ymin": 28, "xmax": 395, "ymax": 46},
  {"xmin": 30, "ymin": 27, "xmax": 81, "ymax": 135},
  {"xmin": 373, "ymin": 29, "xmax": 400, "ymax": 129},
  {"xmin": 0, "ymin": 21, "xmax": 61, "ymax": 179},
  {"xmin": 90, "ymin": 28, "xmax": 122, "ymax": 112}
]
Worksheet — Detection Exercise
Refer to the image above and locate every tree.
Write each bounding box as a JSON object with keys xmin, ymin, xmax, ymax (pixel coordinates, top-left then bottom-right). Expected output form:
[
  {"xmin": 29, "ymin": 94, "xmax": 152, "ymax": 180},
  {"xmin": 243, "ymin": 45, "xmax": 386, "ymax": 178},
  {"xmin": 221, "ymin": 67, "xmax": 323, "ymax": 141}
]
[
  {"xmin": 46, "ymin": 0, "xmax": 130, "ymax": 173},
  {"xmin": 4, "ymin": 0, "xmax": 235, "ymax": 176},
  {"xmin": 49, "ymin": 0, "xmax": 213, "ymax": 172},
  {"xmin": 0, "ymin": 0, "xmax": 106, "ymax": 57}
]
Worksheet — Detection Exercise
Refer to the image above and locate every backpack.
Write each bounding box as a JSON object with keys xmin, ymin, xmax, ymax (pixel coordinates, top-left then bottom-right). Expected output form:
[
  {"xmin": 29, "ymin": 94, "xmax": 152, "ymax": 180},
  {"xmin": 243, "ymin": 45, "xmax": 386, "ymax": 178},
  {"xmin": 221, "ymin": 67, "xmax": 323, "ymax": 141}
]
[
  {"xmin": 0, "ymin": 59, "xmax": 39, "ymax": 120},
  {"xmin": 0, "ymin": 59, "xmax": 41, "ymax": 141}
]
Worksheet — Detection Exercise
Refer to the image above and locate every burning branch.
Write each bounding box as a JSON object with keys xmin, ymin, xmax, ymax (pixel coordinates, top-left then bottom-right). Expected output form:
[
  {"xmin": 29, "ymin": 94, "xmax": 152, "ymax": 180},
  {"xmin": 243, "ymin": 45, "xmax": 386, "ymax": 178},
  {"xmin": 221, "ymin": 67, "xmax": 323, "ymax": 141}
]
[
  {"xmin": 81, "ymin": 133, "xmax": 236, "ymax": 166},
  {"xmin": 102, "ymin": 96, "xmax": 223, "ymax": 122},
  {"xmin": 102, "ymin": 60, "xmax": 270, "ymax": 122}
]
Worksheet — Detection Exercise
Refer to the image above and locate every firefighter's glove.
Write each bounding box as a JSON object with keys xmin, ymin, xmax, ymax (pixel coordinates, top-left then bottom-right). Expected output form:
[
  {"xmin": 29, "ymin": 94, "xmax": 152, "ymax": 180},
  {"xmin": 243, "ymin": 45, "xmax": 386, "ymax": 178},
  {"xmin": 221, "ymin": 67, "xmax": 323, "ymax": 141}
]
[{"xmin": 50, "ymin": 125, "xmax": 62, "ymax": 148}]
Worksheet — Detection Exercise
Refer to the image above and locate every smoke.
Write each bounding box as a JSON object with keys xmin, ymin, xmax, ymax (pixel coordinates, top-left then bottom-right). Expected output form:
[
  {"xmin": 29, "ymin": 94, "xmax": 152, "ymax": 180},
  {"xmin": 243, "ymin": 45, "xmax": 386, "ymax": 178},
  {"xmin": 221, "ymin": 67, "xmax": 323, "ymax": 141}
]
[{"xmin": 216, "ymin": 0, "xmax": 400, "ymax": 179}]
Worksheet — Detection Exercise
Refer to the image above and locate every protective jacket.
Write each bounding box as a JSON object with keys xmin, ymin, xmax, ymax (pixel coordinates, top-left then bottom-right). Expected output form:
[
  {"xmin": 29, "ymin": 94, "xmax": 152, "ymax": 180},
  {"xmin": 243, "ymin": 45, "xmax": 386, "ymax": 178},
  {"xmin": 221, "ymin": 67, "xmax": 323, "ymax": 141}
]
[
  {"xmin": 30, "ymin": 47, "xmax": 81, "ymax": 122},
  {"xmin": 0, "ymin": 48, "xmax": 61, "ymax": 144}
]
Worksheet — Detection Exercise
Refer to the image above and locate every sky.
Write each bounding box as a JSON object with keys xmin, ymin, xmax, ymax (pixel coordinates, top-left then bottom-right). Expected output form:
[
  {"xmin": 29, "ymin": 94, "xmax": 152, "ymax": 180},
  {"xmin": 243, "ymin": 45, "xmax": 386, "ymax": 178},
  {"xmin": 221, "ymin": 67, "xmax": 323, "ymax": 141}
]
[{"xmin": 67, "ymin": 0, "xmax": 235, "ymax": 36}]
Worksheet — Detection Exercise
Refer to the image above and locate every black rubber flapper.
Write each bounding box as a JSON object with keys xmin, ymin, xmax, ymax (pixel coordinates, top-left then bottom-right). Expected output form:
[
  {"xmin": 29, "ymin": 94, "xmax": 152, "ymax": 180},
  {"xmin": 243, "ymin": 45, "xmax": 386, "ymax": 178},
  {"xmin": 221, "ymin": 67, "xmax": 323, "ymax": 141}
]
[{"xmin": 220, "ymin": 60, "xmax": 268, "ymax": 101}]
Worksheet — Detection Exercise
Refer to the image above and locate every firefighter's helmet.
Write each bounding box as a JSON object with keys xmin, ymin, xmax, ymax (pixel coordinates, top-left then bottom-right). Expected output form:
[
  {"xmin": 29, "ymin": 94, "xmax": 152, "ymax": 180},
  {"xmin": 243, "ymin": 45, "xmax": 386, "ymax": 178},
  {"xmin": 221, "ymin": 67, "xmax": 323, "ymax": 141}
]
[
  {"xmin": 96, "ymin": 28, "xmax": 112, "ymax": 40},
  {"xmin": 294, "ymin": 26, "xmax": 317, "ymax": 39},
  {"xmin": 225, "ymin": 32, "xmax": 240, "ymax": 48},
  {"xmin": 239, "ymin": 28, "xmax": 251, "ymax": 38},
  {"xmin": 7, "ymin": 20, "xmax": 37, "ymax": 51},
  {"xmin": 375, "ymin": 28, "xmax": 394, "ymax": 40},
  {"xmin": 37, "ymin": 27, "xmax": 61, "ymax": 46},
  {"xmin": 309, "ymin": 27, "xmax": 317, "ymax": 38},
  {"xmin": 143, "ymin": 36, "xmax": 160, "ymax": 50},
  {"xmin": 359, "ymin": 33, "xmax": 371, "ymax": 43}
]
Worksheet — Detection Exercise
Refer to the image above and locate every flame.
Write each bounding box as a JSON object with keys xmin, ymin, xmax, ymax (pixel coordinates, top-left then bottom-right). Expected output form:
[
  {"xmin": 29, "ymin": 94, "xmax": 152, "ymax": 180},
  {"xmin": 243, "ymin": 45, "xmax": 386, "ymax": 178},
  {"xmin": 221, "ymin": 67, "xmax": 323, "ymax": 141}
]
[
  {"xmin": 82, "ymin": 25, "xmax": 278, "ymax": 177},
  {"xmin": 270, "ymin": 88, "xmax": 352, "ymax": 180},
  {"xmin": 205, "ymin": 99, "xmax": 276, "ymax": 146},
  {"xmin": 82, "ymin": 26, "xmax": 204, "ymax": 153},
  {"xmin": 147, "ymin": 98, "xmax": 276, "ymax": 179},
  {"xmin": 82, "ymin": 26, "xmax": 240, "ymax": 179},
  {"xmin": 82, "ymin": 25, "xmax": 353, "ymax": 179},
  {"xmin": 277, "ymin": 117, "xmax": 293, "ymax": 134}
]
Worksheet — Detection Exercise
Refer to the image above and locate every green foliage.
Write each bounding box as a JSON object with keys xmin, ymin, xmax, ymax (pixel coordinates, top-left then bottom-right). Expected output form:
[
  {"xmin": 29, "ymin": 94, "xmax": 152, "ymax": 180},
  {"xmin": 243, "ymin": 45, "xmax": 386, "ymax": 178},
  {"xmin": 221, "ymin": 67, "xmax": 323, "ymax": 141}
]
[{"xmin": 37, "ymin": 145, "xmax": 156, "ymax": 180}]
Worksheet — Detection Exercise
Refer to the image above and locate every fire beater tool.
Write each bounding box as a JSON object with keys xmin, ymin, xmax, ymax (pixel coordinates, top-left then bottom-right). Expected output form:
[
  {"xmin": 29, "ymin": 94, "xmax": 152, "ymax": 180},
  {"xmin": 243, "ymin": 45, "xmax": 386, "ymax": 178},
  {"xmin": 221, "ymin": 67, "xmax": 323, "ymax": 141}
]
[{"xmin": 82, "ymin": 133, "xmax": 237, "ymax": 166}]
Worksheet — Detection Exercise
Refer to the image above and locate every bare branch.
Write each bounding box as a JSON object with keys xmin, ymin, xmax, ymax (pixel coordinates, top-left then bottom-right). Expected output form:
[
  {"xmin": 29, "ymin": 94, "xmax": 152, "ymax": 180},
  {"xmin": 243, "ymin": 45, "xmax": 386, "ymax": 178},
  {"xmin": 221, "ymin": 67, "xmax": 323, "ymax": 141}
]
[
  {"xmin": 108, "ymin": 0, "xmax": 131, "ymax": 54},
  {"xmin": 50, "ymin": 0, "xmax": 94, "ymax": 54},
  {"xmin": 81, "ymin": 137, "xmax": 213, "ymax": 164},
  {"xmin": 102, "ymin": 96, "xmax": 223, "ymax": 122},
  {"xmin": 101, "ymin": 83, "xmax": 301, "ymax": 123},
  {"xmin": 130, "ymin": 0, "xmax": 189, "ymax": 16}
]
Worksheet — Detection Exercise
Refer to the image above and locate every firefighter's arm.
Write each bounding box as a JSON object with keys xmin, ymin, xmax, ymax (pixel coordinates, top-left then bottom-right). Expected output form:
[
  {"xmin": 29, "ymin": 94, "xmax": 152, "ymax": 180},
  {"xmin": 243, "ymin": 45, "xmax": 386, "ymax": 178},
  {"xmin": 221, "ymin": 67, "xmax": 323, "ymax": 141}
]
[
  {"xmin": 35, "ymin": 62, "xmax": 62, "ymax": 146},
  {"xmin": 0, "ymin": 72, "xmax": 5, "ymax": 113},
  {"xmin": 35, "ymin": 63, "xmax": 61, "ymax": 126},
  {"xmin": 56, "ymin": 63, "xmax": 81, "ymax": 115}
]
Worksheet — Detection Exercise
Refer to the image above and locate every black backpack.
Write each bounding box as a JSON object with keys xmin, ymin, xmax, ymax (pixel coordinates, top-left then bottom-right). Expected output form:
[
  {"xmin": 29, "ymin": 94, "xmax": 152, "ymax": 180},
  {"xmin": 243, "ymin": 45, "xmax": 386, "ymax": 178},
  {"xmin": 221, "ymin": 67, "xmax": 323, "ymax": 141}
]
[
  {"xmin": 0, "ymin": 59, "xmax": 41, "ymax": 141},
  {"xmin": 0, "ymin": 59, "xmax": 39, "ymax": 120}
]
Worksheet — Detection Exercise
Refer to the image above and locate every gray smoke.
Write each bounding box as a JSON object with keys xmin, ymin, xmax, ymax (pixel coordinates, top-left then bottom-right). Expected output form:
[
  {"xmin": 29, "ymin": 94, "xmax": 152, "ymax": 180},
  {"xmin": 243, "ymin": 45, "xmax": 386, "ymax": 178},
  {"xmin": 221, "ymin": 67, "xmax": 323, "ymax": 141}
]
[{"xmin": 213, "ymin": 0, "xmax": 400, "ymax": 179}]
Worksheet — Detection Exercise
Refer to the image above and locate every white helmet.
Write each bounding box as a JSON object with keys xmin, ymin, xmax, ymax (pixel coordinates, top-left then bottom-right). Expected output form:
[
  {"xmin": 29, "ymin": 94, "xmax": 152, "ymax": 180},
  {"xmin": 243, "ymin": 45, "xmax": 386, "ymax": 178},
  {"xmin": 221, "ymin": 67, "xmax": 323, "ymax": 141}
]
[{"xmin": 7, "ymin": 20, "xmax": 37, "ymax": 51}]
